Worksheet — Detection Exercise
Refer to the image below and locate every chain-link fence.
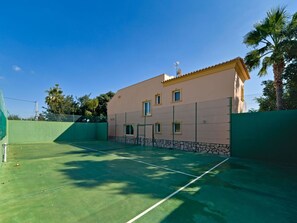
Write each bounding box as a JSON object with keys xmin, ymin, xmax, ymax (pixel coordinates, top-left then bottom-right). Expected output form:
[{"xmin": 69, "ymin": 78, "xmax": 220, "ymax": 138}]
[
  {"xmin": 36, "ymin": 113, "xmax": 106, "ymax": 123},
  {"xmin": 108, "ymin": 97, "xmax": 231, "ymax": 155}
]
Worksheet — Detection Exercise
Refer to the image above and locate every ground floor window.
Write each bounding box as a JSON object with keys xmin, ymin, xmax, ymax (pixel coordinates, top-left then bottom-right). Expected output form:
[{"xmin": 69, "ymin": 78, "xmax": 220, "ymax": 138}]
[
  {"xmin": 173, "ymin": 122, "xmax": 181, "ymax": 134},
  {"xmin": 125, "ymin": 125, "xmax": 134, "ymax": 135},
  {"xmin": 155, "ymin": 123, "xmax": 161, "ymax": 133}
]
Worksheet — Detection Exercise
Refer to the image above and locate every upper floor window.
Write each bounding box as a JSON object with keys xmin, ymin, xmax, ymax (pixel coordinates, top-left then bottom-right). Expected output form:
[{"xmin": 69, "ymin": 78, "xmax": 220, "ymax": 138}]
[
  {"xmin": 155, "ymin": 94, "xmax": 161, "ymax": 105},
  {"xmin": 172, "ymin": 90, "xmax": 181, "ymax": 102},
  {"xmin": 143, "ymin": 101, "xmax": 151, "ymax": 116}
]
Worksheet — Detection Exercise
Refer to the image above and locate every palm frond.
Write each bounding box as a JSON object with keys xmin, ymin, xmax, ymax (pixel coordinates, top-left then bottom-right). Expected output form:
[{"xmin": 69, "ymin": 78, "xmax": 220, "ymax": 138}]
[
  {"xmin": 243, "ymin": 28, "xmax": 262, "ymax": 46},
  {"xmin": 244, "ymin": 50, "xmax": 261, "ymax": 71},
  {"xmin": 258, "ymin": 56, "xmax": 273, "ymax": 76},
  {"xmin": 286, "ymin": 12, "xmax": 297, "ymax": 38},
  {"xmin": 264, "ymin": 7, "xmax": 288, "ymax": 43},
  {"xmin": 280, "ymin": 39, "xmax": 297, "ymax": 60}
]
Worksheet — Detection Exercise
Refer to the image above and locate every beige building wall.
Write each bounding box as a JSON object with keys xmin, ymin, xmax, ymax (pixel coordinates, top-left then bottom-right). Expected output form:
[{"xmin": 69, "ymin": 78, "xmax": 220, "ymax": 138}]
[
  {"xmin": 108, "ymin": 58, "xmax": 250, "ymax": 145},
  {"xmin": 108, "ymin": 74, "xmax": 171, "ymax": 113}
]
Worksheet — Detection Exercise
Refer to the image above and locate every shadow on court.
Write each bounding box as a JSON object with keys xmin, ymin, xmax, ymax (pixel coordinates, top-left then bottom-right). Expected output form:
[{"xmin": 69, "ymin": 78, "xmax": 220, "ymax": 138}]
[
  {"xmin": 63, "ymin": 142, "xmax": 297, "ymax": 223},
  {"xmin": 156, "ymin": 159, "xmax": 297, "ymax": 223}
]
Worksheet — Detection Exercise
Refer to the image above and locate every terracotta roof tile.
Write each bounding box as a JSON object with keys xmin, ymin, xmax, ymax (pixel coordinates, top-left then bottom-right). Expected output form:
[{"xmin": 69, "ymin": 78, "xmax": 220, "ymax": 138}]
[{"xmin": 162, "ymin": 57, "xmax": 248, "ymax": 83}]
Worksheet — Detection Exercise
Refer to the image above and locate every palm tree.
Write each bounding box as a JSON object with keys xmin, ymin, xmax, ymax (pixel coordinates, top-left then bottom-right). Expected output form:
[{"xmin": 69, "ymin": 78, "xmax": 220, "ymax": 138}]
[{"xmin": 244, "ymin": 7, "xmax": 297, "ymax": 110}]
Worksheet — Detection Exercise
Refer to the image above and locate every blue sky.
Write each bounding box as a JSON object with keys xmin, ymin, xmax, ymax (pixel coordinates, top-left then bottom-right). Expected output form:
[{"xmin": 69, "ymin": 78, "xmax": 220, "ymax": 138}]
[{"xmin": 0, "ymin": 0, "xmax": 296, "ymax": 117}]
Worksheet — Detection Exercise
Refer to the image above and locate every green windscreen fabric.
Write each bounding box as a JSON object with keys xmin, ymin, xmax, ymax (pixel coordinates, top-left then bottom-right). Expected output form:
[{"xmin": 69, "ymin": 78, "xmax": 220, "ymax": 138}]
[
  {"xmin": 0, "ymin": 91, "xmax": 7, "ymax": 140},
  {"xmin": 231, "ymin": 110, "xmax": 297, "ymax": 164}
]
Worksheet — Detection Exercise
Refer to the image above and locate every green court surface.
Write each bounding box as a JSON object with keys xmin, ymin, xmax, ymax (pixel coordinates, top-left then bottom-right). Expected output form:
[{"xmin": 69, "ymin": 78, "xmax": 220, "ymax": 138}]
[{"xmin": 0, "ymin": 141, "xmax": 296, "ymax": 223}]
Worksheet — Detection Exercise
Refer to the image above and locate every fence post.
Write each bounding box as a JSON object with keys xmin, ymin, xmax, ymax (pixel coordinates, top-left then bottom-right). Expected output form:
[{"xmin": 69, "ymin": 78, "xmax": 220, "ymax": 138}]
[
  {"xmin": 172, "ymin": 105, "xmax": 175, "ymax": 149},
  {"xmin": 114, "ymin": 114, "xmax": 117, "ymax": 142},
  {"xmin": 195, "ymin": 102, "xmax": 197, "ymax": 143},
  {"xmin": 124, "ymin": 112, "xmax": 127, "ymax": 144},
  {"xmin": 144, "ymin": 115, "xmax": 146, "ymax": 147},
  {"xmin": 152, "ymin": 124, "xmax": 155, "ymax": 147},
  {"xmin": 195, "ymin": 102, "xmax": 198, "ymax": 151},
  {"xmin": 106, "ymin": 121, "xmax": 109, "ymax": 141},
  {"xmin": 137, "ymin": 124, "xmax": 139, "ymax": 145}
]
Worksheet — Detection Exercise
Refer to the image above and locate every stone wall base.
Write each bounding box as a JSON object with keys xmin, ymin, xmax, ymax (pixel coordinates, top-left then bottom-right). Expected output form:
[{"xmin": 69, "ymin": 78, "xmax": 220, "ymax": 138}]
[{"xmin": 109, "ymin": 136, "xmax": 230, "ymax": 156}]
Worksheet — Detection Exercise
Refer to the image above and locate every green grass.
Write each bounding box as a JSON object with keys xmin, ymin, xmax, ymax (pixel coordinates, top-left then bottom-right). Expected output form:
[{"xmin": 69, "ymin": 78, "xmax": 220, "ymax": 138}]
[{"xmin": 1, "ymin": 141, "xmax": 296, "ymax": 223}]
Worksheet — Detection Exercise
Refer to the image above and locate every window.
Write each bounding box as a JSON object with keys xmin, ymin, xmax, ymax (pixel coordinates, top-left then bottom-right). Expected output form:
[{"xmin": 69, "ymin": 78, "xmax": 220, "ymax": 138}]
[
  {"xmin": 172, "ymin": 90, "xmax": 181, "ymax": 102},
  {"xmin": 155, "ymin": 94, "xmax": 161, "ymax": 105},
  {"xmin": 143, "ymin": 101, "xmax": 151, "ymax": 116},
  {"xmin": 173, "ymin": 122, "xmax": 181, "ymax": 134},
  {"xmin": 125, "ymin": 125, "xmax": 134, "ymax": 135},
  {"xmin": 155, "ymin": 123, "xmax": 161, "ymax": 133}
]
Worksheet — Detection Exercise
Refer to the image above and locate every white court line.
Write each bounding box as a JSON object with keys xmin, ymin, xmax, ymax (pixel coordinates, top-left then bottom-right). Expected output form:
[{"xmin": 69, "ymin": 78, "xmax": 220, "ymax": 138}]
[
  {"xmin": 126, "ymin": 157, "xmax": 229, "ymax": 223},
  {"xmin": 72, "ymin": 144, "xmax": 199, "ymax": 178}
]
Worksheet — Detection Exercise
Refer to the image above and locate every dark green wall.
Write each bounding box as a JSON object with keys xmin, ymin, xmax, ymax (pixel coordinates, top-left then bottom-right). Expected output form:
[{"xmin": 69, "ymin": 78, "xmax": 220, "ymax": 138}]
[
  {"xmin": 8, "ymin": 120, "xmax": 107, "ymax": 144},
  {"xmin": 231, "ymin": 110, "xmax": 297, "ymax": 164}
]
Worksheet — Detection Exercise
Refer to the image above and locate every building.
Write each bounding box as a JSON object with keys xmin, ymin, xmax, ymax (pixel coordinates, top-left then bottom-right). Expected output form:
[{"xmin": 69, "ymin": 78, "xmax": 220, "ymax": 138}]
[{"xmin": 107, "ymin": 57, "xmax": 250, "ymax": 155}]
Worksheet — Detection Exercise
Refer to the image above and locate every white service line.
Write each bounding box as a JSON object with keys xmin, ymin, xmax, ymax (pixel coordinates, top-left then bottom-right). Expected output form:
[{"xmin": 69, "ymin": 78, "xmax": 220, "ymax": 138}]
[
  {"xmin": 72, "ymin": 144, "xmax": 199, "ymax": 178},
  {"xmin": 126, "ymin": 157, "xmax": 229, "ymax": 223},
  {"xmin": 134, "ymin": 160, "xmax": 198, "ymax": 178}
]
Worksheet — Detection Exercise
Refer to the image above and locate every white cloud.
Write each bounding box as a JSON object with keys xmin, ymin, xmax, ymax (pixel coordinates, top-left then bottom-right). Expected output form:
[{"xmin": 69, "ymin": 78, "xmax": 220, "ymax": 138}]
[{"xmin": 12, "ymin": 65, "xmax": 22, "ymax": 72}]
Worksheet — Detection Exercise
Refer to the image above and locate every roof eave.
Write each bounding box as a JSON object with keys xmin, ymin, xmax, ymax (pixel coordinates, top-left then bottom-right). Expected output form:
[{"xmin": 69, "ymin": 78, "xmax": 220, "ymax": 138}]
[{"xmin": 162, "ymin": 57, "xmax": 250, "ymax": 86}]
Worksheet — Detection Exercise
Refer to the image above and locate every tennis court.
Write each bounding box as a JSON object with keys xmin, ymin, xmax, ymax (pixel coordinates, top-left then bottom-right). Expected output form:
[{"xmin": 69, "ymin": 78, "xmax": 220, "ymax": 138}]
[{"xmin": 1, "ymin": 141, "xmax": 296, "ymax": 223}]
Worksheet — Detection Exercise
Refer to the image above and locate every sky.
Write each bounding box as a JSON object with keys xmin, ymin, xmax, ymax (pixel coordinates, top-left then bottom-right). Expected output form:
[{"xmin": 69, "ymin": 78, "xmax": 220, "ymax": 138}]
[{"xmin": 0, "ymin": 0, "xmax": 296, "ymax": 117}]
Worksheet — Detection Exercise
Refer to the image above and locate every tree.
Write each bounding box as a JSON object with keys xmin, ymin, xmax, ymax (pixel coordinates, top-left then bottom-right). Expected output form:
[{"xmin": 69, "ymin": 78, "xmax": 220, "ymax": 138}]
[
  {"xmin": 44, "ymin": 85, "xmax": 79, "ymax": 121},
  {"xmin": 256, "ymin": 80, "xmax": 276, "ymax": 111},
  {"xmin": 96, "ymin": 91, "xmax": 115, "ymax": 117},
  {"xmin": 44, "ymin": 84, "xmax": 114, "ymax": 122},
  {"xmin": 256, "ymin": 76, "xmax": 297, "ymax": 111},
  {"xmin": 45, "ymin": 84, "xmax": 64, "ymax": 114},
  {"xmin": 86, "ymin": 98, "xmax": 99, "ymax": 114},
  {"xmin": 283, "ymin": 14, "xmax": 297, "ymax": 109},
  {"xmin": 244, "ymin": 7, "xmax": 297, "ymax": 110},
  {"xmin": 284, "ymin": 61, "xmax": 297, "ymax": 109},
  {"xmin": 62, "ymin": 95, "xmax": 78, "ymax": 115},
  {"xmin": 8, "ymin": 114, "xmax": 21, "ymax": 120},
  {"xmin": 77, "ymin": 94, "xmax": 92, "ymax": 116}
]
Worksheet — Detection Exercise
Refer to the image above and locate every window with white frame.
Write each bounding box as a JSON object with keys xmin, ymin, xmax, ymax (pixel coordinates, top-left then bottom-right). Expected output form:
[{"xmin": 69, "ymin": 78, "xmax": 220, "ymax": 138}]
[
  {"xmin": 155, "ymin": 94, "xmax": 161, "ymax": 105},
  {"xmin": 125, "ymin": 125, "xmax": 134, "ymax": 135},
  {"xmin": 172, "ymin": 90, "xmax": 181, "ymax": 102},
  {"xmin": 143, "ymin": 101, "xmax": 151, "ymax": 116},
  {"xmin": 155, "ymin": 123, "xmax": 161, "ymax": 133}
]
